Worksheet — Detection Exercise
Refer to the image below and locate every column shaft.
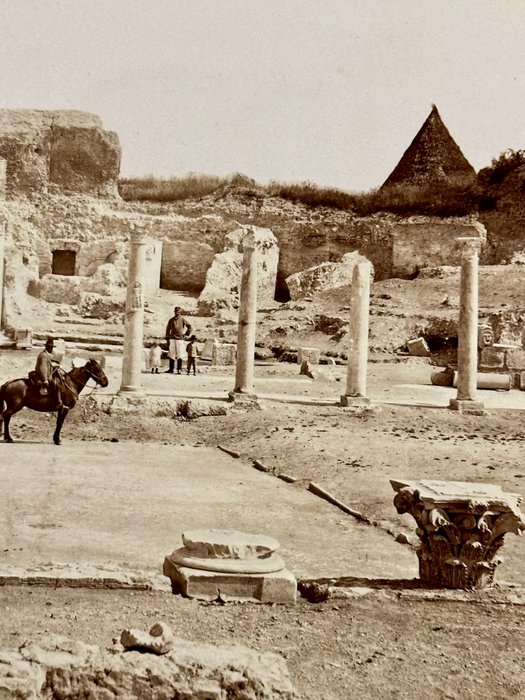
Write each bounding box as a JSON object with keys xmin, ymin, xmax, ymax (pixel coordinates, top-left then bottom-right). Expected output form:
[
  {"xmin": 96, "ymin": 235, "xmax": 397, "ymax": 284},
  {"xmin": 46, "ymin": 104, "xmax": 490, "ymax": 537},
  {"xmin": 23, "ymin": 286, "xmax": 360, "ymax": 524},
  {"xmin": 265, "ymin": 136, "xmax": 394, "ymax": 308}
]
[
  {"xmin": 344, "ymin": 262, "xmax": 371, "ymax": 398},
  {"xmin": 119, "ymin": 231, "xmax": 148, "ymax": 394},
  {"xmin": 456, "ymin": 246, "xmax": 479, "ymax": 400},
  {"xmin": 233, "ymin": 237, "xmax": 258, "ymax": 394},
  {"xmin": 0, "ymin": 220, "xmax": 5, "ymax": 330}
]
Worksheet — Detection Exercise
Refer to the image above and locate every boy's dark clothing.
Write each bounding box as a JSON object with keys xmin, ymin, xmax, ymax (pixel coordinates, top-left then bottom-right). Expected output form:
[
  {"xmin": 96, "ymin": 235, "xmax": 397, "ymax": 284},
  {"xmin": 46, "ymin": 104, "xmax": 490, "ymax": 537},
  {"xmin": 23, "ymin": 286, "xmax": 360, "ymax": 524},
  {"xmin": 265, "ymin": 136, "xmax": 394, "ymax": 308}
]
[{"xmin": 186, "ymin": 340, "xmax": 197, "ymax": 375}]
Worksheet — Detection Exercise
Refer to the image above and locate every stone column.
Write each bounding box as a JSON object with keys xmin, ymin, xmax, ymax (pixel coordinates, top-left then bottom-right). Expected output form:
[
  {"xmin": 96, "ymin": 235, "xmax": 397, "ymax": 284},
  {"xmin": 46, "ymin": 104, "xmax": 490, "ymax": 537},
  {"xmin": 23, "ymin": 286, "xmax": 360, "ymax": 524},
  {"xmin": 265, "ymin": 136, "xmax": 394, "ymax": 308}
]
[
  {"xmin": 340, "ymin": 261, "xmax": 372, "ymax": 407},
  {"xmin": 119, "ymin": 229, "xmax": 148, "ymax": 395},
  {"xmin": 449, "ymin": 237, "xmax": 484, "ymax": 414},
  {"xmin": 229, "ymin": 229, "xmax": 258, "ymax": 404},
  {"xmin": 0, "ymin": 216, "xmax": 5, "ymax": 330}
]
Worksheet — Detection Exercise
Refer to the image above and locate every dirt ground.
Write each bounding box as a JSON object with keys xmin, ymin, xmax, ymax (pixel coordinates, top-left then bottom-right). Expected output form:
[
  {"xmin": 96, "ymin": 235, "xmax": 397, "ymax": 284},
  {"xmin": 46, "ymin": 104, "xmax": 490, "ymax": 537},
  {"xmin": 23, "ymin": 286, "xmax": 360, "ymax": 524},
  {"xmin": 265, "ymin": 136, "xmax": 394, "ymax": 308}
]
[{"xmin": 1, "ymin": 351, "xmax": 525, "ymax": 699}]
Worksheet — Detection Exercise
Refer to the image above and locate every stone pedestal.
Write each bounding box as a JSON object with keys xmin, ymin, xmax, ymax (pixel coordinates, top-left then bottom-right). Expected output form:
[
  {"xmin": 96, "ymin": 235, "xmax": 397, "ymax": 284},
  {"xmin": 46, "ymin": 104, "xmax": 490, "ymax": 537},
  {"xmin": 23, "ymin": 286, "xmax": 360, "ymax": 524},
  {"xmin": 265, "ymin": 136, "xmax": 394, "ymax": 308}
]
[
  {"xmin": 230, "ymin": 229, "xmax": 258, "ymax": 401},
  {"xmin": 449, "ymin": 238, "xmax": 484, "ymax": 414},
  {"xmin": 391, "ymin": 479, "xmax": 525, "ymax": 589},
  {"xmin": 163, "ymin": 529, "xmax": 297, "ymax": 603},
  {"xmin": 340, "ymin": 262, "xmax": 372, "ymax": 406},
  {"xmin": 15, "ymin": 328, "xmax": 32, "ymax": 349},
  {"xmin": 119, "ymin": 230, "xmax": 148, "ymax": 395}
]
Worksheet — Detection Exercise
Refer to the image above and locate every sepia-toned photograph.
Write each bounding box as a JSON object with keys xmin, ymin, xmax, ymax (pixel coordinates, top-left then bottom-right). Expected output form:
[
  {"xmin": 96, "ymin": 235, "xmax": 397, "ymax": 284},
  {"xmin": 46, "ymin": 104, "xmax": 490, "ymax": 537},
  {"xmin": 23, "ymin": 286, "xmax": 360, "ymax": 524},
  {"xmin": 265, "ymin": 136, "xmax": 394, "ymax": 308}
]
[{"xmin": 0, "ymin": 1, "xmax": 524, "ymax": 697}]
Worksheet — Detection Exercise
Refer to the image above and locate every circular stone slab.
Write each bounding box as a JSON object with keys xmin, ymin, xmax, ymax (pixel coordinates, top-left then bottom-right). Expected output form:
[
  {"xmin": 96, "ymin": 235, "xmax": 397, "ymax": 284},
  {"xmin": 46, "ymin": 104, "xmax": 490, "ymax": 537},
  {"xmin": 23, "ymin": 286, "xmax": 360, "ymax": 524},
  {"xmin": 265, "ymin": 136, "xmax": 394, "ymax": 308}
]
[
  {"xmin": 181, "ymin": 530, "xmax": 280, "ymax": 560},
  {"xmin": 168, "ymin": 549, "xmax": 286, "ymax": 574}
]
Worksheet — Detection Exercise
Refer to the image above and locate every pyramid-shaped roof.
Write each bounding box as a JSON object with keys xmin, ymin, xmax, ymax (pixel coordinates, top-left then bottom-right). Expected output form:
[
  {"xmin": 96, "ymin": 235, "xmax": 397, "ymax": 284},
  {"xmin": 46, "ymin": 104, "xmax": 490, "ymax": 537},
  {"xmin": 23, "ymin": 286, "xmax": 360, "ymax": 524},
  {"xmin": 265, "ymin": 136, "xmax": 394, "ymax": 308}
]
[{"xmin": 381, "ymin": 105, "xmax": 476, "ymax": 189}]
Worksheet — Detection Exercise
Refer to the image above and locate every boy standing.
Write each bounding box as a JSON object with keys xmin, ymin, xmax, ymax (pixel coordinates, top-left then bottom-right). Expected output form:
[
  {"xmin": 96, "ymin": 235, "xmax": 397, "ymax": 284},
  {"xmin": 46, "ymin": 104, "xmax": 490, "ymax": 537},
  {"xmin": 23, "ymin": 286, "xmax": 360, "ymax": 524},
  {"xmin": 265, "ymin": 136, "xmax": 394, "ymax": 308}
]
[{"xmin": 186, "ymin": 335, "xmax": 198, "ymax": 375}]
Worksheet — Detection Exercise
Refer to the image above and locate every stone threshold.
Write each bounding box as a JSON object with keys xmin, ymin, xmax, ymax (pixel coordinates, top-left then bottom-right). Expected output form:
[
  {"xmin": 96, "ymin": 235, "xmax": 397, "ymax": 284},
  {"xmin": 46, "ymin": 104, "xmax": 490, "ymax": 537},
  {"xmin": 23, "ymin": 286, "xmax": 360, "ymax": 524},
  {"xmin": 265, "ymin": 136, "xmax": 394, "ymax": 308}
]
[{"xmin": 0, "ymin": 564, "xmax": 171, "ymax": 592}]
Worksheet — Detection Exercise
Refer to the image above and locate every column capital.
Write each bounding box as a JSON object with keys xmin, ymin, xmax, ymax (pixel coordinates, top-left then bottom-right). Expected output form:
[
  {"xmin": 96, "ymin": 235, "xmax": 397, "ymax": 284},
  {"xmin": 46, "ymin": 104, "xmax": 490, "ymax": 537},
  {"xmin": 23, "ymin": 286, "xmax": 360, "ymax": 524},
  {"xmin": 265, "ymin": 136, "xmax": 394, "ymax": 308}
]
[
  {"xmin": 391, "ymin": 479, "xmax": 525, "ymax": 589},
  {"xmin": 129, "ymin": 225, "xmax": 149, "ymax": 245},
  {"xmin": 241, "ymin": 227, "xmax": 257, "ymax": 252},
  {"xmin": 456, "ymin": 236, "xmax": 482, "ymax": 257}
]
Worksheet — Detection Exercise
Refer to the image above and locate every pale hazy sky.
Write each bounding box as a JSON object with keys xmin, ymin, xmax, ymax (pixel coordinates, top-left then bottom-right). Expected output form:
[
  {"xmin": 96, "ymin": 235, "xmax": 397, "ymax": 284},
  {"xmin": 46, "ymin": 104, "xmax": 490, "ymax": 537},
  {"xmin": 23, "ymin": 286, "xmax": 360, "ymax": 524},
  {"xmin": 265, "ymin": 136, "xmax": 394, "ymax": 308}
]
[{"xmin": 1, "ymin": 0, "xmax": 523, "ymax": 191}]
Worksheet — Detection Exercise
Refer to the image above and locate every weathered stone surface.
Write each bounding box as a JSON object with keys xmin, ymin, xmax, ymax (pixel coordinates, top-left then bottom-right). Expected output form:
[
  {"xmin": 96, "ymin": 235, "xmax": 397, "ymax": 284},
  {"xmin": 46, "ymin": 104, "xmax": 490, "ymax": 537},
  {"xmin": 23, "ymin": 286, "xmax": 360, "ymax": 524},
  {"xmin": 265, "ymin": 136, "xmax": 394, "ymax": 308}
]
[
  {"xmin": 163, "ymin": 530, "xmax": 297, "ymax": 603},
  {"xmin": 0, "ymin": 109, "xmax": 121, "ymax": 195},
  {"xmin": 197, "ymin": 225, "xmax": 278, "ymax": 315},
  {"xmin": 164, "ymin": 563, "xmax": 297, "ymax": 603},
  {"xmin": 182, "ymin": 529, "xmax": 280, "ymax": 560},
  {"xmin": 297, "ymin": 347, "xmax": 320, "ymax": 365},
  {"xmin": 285, "ymin": 251, "xmax": 373, "ymax": 301},
  {"xmin": 505, "ymin": 346, "xmax": 525, "ymax": 370},
  {"xmin": 430, "ymin": 367, "xmax": 454, "ymax": 387},
  {"xmin": 392, "ymin": 220, "xmax": 486, "ymax": 279},
  {"xmin": 391, "ymin": 479, "xmax": 525, "ymax": 589},
  {"xmin": 407, "ymin": 337, "xmax": 431, "ymax": 357},
  {"xmin": 452, "ymin": 371, "xmax": 511, "ymax": 391},
  {"xmin": 479, "ymin": 346, "xmax": 506, "ymax": 369},
  {"xmin": 213, "ymin": 342, "xmax": 236, "ymax": 365},
  {"xmin": 0, "ymin": 634, "xmax": 300, "ymax": 698},
  {"xmin": 120, "ymin": 622, "xmax": 174, "ymax": 655},
  {"xmin": 14, "ymin": 327, "xmax": 32, "ymax": 349}
]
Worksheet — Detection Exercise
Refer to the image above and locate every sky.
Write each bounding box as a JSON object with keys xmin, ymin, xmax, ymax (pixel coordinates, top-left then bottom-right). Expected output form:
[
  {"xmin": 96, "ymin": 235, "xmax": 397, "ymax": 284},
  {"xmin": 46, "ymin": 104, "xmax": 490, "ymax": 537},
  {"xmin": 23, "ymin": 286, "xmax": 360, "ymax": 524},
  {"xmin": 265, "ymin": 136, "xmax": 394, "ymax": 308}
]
[{"xmin": 0, "ymin": 0, "xmax": 523, "ymax": 192}]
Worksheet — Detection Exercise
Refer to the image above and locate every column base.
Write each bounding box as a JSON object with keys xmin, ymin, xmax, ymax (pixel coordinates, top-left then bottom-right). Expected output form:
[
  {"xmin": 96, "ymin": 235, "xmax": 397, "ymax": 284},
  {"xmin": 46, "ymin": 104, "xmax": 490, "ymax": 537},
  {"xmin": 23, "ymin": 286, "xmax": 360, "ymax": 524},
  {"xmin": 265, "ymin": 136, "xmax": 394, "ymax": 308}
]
[
  {"xmin": 449, "ymin": 398, "xmax": 485, "ymax": 415},
  {"xmin": 228, "ymin": 391, "xmax": 260, "ymax": 409},
  {"xmin": 339, "ymin": 394, "xmax": 371, "ymax": 408},
  {"xmin": 118, "ymin": 385, "xmax": 145, "ymax": 396},
  {"xmin": 163, "ymin": 557, "xmax": 296, "ymax": 604}
]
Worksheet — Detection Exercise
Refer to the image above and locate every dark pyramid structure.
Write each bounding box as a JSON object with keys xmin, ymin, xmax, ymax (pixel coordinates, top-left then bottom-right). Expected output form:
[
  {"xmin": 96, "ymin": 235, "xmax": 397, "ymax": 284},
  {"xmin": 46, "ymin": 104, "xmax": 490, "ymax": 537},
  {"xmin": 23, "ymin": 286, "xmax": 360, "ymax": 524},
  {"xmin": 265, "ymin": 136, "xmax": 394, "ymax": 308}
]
[{"xmin": 381, "ymin": 105, "xmax": 476, "ymax": 189}]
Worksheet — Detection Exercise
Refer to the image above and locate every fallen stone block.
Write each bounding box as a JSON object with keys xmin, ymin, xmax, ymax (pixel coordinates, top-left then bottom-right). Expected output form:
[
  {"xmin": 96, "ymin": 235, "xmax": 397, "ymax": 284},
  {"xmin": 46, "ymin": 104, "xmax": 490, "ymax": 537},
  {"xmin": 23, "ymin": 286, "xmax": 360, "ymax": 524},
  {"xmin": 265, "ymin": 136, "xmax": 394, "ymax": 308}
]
[
  {"xmin": 479, "ymin": 346, "xmax": 505, "ymax": 369},
  {"xmin": 505, "ymin": 346, "xmax": 525, "ymax": 370},
  {"xmin": 120, "ymin": 622, "xmax": 174, "ymax": 655},
  {"xmin": 407, "ymin": 337, "xmax": 431, "ymax": 357},
  {"xmin": 297, "ymin": 347, "xmax": 320, "ymax": 365},
  {"xmin": 15, "ymin": 327, "xmax": 32, "ymax": 349},
  {"xmin": 452, "ymin": 371, "xmax": 511, "ymax": 391},
  {"xmin": 212, "ymin": 342, "xmax": 236, "ymax": 365}
]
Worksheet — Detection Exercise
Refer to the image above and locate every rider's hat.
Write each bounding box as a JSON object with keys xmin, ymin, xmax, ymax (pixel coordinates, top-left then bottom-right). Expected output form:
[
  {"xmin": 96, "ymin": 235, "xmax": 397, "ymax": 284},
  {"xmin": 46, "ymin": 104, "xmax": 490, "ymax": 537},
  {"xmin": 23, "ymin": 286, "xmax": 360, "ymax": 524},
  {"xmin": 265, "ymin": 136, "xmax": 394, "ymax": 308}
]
[{"xmin": 45, "ymin": 337, "xmax": 54, "ymax": 347}]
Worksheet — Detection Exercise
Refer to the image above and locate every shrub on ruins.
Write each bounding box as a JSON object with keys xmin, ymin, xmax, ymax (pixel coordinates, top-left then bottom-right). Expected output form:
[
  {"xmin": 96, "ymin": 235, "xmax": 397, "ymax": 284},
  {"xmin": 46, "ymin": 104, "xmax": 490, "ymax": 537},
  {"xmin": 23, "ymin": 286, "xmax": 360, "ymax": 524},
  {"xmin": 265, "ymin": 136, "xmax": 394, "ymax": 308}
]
[
  {"xmin": 476, "ymin": 149, "xmax": 525, "ymax": 211},
  {"xmin": 118, "ymin": 173, "xmax": 228, "ymax": 201},
  {"xmin": 354, "ymin": 182, "xmax": 479, "ymax": 217},
  {"xmin": 268, "ymin": 180, "xmax": 359, "ymax": 210}
]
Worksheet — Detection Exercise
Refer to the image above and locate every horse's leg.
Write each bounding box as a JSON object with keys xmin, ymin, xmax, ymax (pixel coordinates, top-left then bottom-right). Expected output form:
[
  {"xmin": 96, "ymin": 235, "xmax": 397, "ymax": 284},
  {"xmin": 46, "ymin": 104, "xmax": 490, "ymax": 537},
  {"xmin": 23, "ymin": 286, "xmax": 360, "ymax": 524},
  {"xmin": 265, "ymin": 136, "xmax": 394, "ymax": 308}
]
[
  {"xmin": 1, "ymin": 383, "xmax": 27, "ymax": 443},
  {"xmin": 3, "ymin": 412, "xmax": 14, "ymax": 443},
  {"xmin": 53, "ymin": 407, "xmax": 69, "ymax": 445}
]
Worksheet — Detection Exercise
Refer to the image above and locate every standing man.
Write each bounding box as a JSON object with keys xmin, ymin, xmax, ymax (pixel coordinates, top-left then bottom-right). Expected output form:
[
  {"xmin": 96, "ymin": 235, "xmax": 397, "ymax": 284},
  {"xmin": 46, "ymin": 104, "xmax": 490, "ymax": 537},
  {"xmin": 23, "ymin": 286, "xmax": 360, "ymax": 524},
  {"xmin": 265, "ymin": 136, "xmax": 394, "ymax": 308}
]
[{"xmin": 165, "ymin": 306, "xmax": 192, "ymax": 374}]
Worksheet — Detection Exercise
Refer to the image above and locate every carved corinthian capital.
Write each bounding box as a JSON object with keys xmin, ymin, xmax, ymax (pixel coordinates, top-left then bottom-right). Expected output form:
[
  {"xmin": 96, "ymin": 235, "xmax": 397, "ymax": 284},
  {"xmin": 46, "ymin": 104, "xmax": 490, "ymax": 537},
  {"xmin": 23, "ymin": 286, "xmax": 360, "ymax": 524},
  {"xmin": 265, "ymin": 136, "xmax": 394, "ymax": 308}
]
[{"xmin": 391, "ymin": 480, "xmax": 525, "ymax": 590}]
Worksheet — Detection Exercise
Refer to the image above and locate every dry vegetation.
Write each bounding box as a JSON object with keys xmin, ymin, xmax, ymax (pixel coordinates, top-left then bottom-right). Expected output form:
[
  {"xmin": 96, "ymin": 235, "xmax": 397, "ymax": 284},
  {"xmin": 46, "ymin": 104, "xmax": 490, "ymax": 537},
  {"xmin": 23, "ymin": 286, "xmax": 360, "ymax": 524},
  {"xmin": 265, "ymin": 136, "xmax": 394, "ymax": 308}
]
[{"xmin": 118, "ymin": 149, "xmax": 525, "ymax": 218}]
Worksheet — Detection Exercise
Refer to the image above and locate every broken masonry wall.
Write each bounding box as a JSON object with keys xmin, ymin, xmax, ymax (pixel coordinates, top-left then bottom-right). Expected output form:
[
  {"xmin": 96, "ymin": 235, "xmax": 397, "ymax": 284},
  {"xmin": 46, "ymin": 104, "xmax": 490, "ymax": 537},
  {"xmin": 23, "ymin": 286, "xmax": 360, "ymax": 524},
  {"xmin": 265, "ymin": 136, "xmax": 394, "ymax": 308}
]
[{"xmin": 391, "ymin": 219, "xmax": 486, "ymax": 278}]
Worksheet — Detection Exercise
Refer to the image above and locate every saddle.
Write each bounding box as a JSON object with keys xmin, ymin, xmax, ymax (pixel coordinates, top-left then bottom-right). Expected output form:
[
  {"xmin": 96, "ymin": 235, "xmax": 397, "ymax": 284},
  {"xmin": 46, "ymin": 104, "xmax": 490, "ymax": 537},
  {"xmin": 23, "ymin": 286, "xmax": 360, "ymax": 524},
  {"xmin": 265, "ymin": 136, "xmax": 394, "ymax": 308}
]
[{"xmin": 28, "ymin": 370, "xmax": 48, "ymax": 393}]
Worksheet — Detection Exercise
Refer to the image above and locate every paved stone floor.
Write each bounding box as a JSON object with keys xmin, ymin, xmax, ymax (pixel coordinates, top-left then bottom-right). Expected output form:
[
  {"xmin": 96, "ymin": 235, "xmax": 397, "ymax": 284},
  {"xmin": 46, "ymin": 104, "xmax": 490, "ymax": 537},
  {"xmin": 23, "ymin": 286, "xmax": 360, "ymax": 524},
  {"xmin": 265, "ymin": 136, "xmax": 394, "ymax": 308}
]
[{"xmin": 0, "ymin": 442, "xmax": 417, "ymax": 582}]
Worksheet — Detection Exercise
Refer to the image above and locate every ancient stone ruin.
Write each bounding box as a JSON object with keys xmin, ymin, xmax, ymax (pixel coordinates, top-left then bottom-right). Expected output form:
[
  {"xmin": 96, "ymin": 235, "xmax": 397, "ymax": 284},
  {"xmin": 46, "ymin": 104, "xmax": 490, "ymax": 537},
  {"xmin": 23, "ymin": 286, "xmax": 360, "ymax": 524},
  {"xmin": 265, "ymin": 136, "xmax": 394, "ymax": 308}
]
[
  {"xmin": 0, "ymin": 632, "xmax": 299, "ymax": 698},
  {"xmin": 163, "ymin": 529, "xmax": 297, "ymax": 603},
  {"xmin": 391, "ymin": 479, "xmax": 525, "ymax": 590}
]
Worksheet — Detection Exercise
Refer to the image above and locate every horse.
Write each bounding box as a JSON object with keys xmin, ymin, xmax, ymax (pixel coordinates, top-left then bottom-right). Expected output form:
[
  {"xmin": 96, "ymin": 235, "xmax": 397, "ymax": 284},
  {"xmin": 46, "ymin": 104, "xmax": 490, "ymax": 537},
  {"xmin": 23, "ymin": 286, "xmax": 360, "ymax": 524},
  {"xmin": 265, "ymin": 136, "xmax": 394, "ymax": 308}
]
[{"xmin": 0, "ymin": 358, "xmax": 109, "ymax": 445}]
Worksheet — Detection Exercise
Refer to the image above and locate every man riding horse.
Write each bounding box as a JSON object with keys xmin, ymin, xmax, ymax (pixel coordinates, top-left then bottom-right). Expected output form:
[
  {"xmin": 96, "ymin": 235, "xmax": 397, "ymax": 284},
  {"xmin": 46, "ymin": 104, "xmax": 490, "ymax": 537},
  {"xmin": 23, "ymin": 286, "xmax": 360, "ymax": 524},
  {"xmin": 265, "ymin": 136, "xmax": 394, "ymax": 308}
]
[{"xmin": 33, "ymin": 337, "xmax": 65, "ymax": 408}]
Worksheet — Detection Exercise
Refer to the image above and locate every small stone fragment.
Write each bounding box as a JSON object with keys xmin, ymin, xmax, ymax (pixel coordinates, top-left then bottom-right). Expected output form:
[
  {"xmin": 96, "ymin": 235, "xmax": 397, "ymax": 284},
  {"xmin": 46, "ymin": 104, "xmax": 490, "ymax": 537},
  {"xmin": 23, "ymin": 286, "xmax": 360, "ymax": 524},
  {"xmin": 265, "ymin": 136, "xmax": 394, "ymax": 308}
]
[{"xmin": 120, "ymin": 621, "xmax": 174, "ymax": 655}]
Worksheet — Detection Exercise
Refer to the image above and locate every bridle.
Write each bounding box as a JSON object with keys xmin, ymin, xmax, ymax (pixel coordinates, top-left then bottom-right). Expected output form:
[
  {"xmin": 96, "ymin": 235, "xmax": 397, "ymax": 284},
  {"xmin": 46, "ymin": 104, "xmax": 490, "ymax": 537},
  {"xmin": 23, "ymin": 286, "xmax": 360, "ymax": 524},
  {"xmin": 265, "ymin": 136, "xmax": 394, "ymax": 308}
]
[{"xmin": 82, "ymin": 363, "xmax": 105, "ymax": 396}]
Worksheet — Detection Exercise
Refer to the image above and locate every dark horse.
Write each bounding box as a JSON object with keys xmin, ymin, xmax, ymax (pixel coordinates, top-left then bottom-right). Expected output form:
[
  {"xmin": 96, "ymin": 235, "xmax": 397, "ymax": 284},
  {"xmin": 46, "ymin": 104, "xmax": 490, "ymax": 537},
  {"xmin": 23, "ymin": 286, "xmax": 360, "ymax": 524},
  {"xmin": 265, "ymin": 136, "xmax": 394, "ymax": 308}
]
[{"xmin": 0, "ymin": 358, "xmax": 109, "ymax": 445}]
